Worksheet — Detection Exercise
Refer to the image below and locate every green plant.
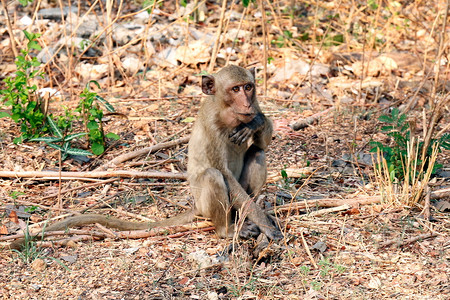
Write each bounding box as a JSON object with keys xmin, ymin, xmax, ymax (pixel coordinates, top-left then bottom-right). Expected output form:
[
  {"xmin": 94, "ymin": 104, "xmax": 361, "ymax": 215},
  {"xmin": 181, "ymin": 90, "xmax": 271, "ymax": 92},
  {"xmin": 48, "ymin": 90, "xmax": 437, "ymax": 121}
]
[
  {"xmin": 76, "ymin": 81, "xmax": 119, "ymax": 155},
  {"xmin": 0, "ymin": 30, "xmax": 47, "ymax": 143},
  {"xmin": 271, "ymin": 30, "xmax": 294, "ymax": 48},
  {"xmin": 12, "ymin": 222, "xmax": 70, "ymax": 271},
  {"xmin": 30, "ymin": 116, "xmax": 93, "ymax": 160},
  {"xmin": 280, "ymin": 168, "xmax": 290, "ymax": 189},
  {"xmin": 9, "ymin": 191, "xmax": 25, "ymax": 199},
  {"xmin": 12, "ymin": 224, "xmax": 44, "ymax": 264},
  {"xmin": 370, "ymin": 108, "xmax": 449, "ymax": 182}
]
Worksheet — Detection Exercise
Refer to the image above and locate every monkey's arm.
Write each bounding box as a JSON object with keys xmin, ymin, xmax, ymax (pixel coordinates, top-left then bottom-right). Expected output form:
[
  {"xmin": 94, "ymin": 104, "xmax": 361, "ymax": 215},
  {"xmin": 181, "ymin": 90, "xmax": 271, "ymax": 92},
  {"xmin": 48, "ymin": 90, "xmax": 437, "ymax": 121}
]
[
  {"xmin": 229, "ymin": 113, "xmax": 266, "ymax": 145},
  {"xmin": 221, "ymin": 169, "xmax": 282, "ymax": 241},
  {"xmin": 249, "ymin": 114, "xmax": 273, "ymax": 150}
]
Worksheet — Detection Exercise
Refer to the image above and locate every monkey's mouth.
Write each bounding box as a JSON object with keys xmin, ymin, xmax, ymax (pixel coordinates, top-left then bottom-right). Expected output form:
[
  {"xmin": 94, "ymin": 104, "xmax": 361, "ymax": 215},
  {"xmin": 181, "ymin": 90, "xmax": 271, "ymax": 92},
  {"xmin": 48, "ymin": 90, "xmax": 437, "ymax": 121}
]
[{"xmin": 236, "ymin": 112, "xmax": 256, "ymax": 123}]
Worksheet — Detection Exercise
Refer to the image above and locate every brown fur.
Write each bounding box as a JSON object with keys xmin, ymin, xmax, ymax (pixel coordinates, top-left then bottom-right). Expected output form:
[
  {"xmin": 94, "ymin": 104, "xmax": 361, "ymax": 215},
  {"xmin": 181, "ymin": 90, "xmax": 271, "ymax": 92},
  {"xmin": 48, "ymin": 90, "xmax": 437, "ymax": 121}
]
[{"xmin": 8, "ymin": 65, "xmax": 281, "ymax": 251}]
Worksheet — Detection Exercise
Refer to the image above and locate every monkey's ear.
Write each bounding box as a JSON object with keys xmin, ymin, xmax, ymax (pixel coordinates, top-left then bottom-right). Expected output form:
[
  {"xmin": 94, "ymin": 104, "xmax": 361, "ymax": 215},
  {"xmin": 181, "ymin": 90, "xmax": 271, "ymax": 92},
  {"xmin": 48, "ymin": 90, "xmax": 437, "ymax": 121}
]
[
  {"xmin": 249, "ymin": 67, "xmax": 256, "ymax": 80},
  {"xmin": 202, "ymin": 75, "xmax": 216, "ymax": 95}
]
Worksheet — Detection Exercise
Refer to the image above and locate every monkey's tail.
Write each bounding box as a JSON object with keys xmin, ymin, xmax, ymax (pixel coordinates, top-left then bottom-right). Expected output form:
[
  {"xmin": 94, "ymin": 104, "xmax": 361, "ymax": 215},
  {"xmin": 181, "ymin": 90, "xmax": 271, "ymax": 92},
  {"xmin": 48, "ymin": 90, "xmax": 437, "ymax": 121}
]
[{"xmin": 8, "ymin": 210, "xmax": 197, "ymax": 251}]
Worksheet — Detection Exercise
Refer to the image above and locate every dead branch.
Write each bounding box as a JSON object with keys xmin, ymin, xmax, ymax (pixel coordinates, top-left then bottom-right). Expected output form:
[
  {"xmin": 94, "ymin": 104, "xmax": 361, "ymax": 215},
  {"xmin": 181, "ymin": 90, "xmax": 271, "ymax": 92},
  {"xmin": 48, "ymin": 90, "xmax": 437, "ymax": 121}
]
[
  {"xmin": 300, "ymin": 230, "xmax": 318, "ymax": 269},
  {"xmin": 95, "ymin": 136, "xmax": 190, "ymax": 171},
  {"xmin": 1, "ymin": 0, "xmax": 18, "ymax": 57},
  {"xmin": 0, "ymin": 170, "xmax": 187, "ymax": 180},
  {"xmin": 378, "ymin": 232, "xmax": 438, "ymax": 248},
  {"xmin": 0, "ymin": 229, "xmax": 108, "ymax": 242},
  {"xmin": 115, "ymin": 221, "xmax": 214, "ymax": 239},
  {"xmin": 430, "ymin": 187, "xmax": 450, "ymax": 199},
  {"xmin": 41, "ymin": 178, "xmax": 118, "ymax": 200},
  {"xmin": 269, "ymin": 195, "xmax": 382, "ymax": 214},
  {"xmin": 290, "ymin": 107, "xmax": 334, "ymax": 131},
  {"xmin": 306, "ymin": 204, "xmax": 351, "ymax": 217},
  {"xmin": 36, "ymin": 235, "xmax": 97, "ymax": 248}
]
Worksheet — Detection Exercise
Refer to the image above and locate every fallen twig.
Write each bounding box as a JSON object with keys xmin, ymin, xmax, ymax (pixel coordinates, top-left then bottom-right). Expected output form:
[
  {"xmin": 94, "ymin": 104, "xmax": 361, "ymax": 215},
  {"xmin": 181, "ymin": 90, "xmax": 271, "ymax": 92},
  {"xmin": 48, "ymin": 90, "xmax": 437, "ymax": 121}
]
[
  {"xmin": 290, "ymin": 107, "xmax": 334, "ymax": 131},
  {"xmin": 306, "ymin": 204, "xmax": 351, "ymax": 217},
  {"xmin": 269, "ymin": 196, "xmax": 382, "ymax": 214},
  {"xmin": 430, "ymin": 187, "xmax": 450, "ymax": 199},
  {"xmin": 0, "ymin": 229, "xmax": 108, "ymax": 242},
  {"xmin": 115, "ymin": 221, "xmax": 214, "ymax": 239},
  {"xmin": 0, "ymin": 170, "xmax": 187, "ymax": 180},
  {"xmin": 95, "ymin": 136, "xmax": 190, "ymax": 171},
  {"xmin": 41, "ymin": 178, "xmax": 118, "ymax": 200},
  {"xmin": 378, "ymin": 232, "xmax": 438, "ymax": 248},
  {"xmin": 300, "ymin": 230, "xmax": 318, "ymax": 269}
]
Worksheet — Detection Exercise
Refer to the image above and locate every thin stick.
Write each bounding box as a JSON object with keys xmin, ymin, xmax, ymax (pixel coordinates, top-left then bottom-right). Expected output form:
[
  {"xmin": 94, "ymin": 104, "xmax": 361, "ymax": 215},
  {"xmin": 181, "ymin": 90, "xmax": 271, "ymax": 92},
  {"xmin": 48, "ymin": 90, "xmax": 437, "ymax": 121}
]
[
  {"xmin": 41, "ymin": 178, "xmax": 118, "ymax": 200},
  {"xmin": 300, "ymin": 230, "xmax": 318, "ymax": 269},
  {"xmin": 208, "ymin": 0, "xmax": 227, "ymax": 73},
  {"xmin": 306, "ymin": 204, "xmax": 351, "ymax": 217},
  {"xmin": 95, "ymin": 136, "xmax": 189, "ymax": 171},
  {"xmin": 378, "ymin": 232, "xmax": 437, "ymax": 248},
  {"xmin": 269, "ymin": 196, "xmax": 381, "ymax": 214},
  {"xmin": 1, "ymin": 0, "xmax": 18, "ymax": 57},
  {"xmin": 0, "ymin": 170, "xmax": 187, "ymax": 180},
  {"xmin": 258, "ymin": 0, "xmax": 268, "ymax": 95}
]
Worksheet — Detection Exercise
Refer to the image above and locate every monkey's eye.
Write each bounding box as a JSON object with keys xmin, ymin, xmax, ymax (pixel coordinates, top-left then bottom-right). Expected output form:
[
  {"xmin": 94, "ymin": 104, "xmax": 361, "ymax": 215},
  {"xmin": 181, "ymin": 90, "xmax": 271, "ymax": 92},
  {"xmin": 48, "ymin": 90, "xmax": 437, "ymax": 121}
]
[
  {"xmin": 231, "ymin": 86, "xmax": 240, "ymax": 92},
  {"xmin": 244, "ymin": 84, "xmax": 253, "ymax": 91}
]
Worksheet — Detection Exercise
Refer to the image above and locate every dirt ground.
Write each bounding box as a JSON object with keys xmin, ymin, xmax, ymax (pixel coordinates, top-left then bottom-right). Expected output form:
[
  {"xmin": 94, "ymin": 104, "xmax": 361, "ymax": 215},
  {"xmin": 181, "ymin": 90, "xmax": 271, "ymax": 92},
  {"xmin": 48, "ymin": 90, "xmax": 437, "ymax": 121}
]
[{"xmin": 1, "ymin": 0, "xmax": 449, "ymax": 299}]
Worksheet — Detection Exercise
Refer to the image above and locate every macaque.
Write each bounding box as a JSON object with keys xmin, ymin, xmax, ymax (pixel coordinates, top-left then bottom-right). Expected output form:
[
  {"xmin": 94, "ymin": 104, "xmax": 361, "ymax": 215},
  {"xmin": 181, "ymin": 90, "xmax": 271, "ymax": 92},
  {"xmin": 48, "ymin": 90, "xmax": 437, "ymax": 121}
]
[
  {"xmin": 8, "ymin": 65, "xmax": 282, "ymax": 251},
  {"xmin": 188, "ymin": 65, "xmax": 282, "ymax": 240}
]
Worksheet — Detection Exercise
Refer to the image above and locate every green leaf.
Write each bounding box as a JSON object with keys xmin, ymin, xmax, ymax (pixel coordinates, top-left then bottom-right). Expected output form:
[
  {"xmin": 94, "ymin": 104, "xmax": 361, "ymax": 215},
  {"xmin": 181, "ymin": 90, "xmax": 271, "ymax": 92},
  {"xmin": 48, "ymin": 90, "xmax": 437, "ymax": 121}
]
[
  {"xmin": 27, "ymin": 40, "xmax": 42, "ymax": 51},
  {"xmin": 381, "ymin": 125, "xmax": 394, "ymax": 132},
  {"xmin": 181, "ymin": 117, "xmax": 195, "ymax": 123},
  {"xmin": 47, "ymin": 143, "xmax": 64, "ymax": 151},
  {"xmin": 95, "ymin": 95, "xmax": 115, "ymax": 112},
  {"xmin": 105, "ymin": 132, "xmax": 120, "ymax": 140},
  {"xmin": 65, "ymin": 148, "xmax": 93, "ymax": 156},
  {"xmin": 46, "ymin": 116, "xmax": 63, "ymax": 138},
  {"xmin": 87, "ymin": 121, "xmax": 99, "ymax": 130},
  {"xmin": 13, "ymin": 136, "xmax": 24, "ymax": 144},
  {"xmin": 0, "ymin": 111, "xmax": 10, "ymax": 118},
  {"xmin": 65, "ymin": 132, "xmax": 88, "ymax": 142},
  {"xmin": 23, "ymin": 30, "xmax": 33, "ymax": 41},
  {"xmin": 378, "ymin": 115, "xmax": 393, "ymax": 123},
  {"xmin": 87, "ymin": 80, "xmax": 101, "ymax": 90},
  {"xmin": 91, "ymin": 143, "xmax": 104, "ymax": 155},
  {"xmin": 29, "ymin": 136, "xmax": 62, "ymax": 143}
]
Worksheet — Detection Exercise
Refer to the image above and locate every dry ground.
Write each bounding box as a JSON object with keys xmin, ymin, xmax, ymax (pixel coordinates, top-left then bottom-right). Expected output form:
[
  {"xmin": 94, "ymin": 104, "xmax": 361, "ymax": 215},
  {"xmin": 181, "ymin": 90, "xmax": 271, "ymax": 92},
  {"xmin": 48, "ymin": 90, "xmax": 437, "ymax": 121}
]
[{"xmin": 1, "ymin": 0, "xmax": 449, "ymax": 299}]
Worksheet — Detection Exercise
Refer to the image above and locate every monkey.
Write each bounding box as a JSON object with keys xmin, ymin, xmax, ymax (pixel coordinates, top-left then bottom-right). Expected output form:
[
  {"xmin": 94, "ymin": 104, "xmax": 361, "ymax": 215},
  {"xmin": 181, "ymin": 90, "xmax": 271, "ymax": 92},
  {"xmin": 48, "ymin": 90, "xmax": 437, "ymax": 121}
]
[
  {"xmin": 188, "ymin": 65, "xmax": 282, "ymax": 240},
  {"xmin": 8, "ymin": 65, "xmax": 282, "ymax": 251}
]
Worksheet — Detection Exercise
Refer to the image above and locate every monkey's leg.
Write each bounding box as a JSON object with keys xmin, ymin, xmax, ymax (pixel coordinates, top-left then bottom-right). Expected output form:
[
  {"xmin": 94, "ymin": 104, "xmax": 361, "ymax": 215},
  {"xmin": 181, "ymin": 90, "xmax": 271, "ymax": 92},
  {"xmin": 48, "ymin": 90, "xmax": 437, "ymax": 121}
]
[
  {"xmin": 239, "ymin": 145, "xmax": 267, "ymax": 196},
  {"xmin": 237, "ymin": 145, "xmax": 283, "ymax": 240},
  {"xmin": 191, "ymin": 168, "xmax": 234, "ymax": 238}
]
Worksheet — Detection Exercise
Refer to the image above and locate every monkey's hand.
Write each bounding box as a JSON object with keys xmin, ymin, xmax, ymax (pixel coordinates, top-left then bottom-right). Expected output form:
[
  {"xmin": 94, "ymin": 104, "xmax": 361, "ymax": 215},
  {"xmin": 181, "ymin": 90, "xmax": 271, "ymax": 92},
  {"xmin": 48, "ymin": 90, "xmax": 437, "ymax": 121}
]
[{"xmin": 229, "ymin": 113, "xmax": 265, "ymax": 145}]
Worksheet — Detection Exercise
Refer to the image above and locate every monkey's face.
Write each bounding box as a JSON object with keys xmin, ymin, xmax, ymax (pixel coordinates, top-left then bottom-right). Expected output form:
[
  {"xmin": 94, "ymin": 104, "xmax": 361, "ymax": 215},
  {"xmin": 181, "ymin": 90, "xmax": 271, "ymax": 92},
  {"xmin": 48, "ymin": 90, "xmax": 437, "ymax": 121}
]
[
  {"xmin": 202, "ymin": 65, "xmax": 258, "ymax": 125},
  {"xmin": 226, "ymin": 82, "xmax": 256, "ymax": 124}
]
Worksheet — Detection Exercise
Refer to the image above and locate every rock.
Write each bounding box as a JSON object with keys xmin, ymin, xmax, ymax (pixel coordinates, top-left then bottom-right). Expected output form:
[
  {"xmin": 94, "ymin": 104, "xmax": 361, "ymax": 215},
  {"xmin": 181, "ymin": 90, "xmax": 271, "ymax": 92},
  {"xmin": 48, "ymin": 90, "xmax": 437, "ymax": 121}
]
[
  {"xmin": 207, "ymin": 292, "xmax": 219, "ymax": 300},
  {"xmin": 312, "ymin": 241, "xmax": 327, "ymax": 253},
  {"xmin": 31, "ymin": 258, "xmax": 46, "ymax": 272},
  {"xmin": 188, "ymin": 250, "xmax": 219, "ymax": 269},
  {"xmin": 75, "ymin": 63, "xmax": 109, "ymax": 81},
  {"xmin": 37, "ymin": 46, "xmax": 55, "ymax": 64},
  {"xmin": 224, "ymin": 28, "xmax": 252, "ymax": 42},
  {"xmin": 271, "ymin": 59, "xmax": 330, "ymax": 82},
  {"xmin": 122, "ymin": 55, "xmax": 144, "ymax": 74},
  {"xmin": 155, "ymin": 47, "xmax": 178, "ymax": 67},
  {"xmin": 436, "ymin": 169, "xmax": 450, "ymax": 178},
  {"xmin": 113, "ymin": 24, "xmax": 145, "ymax": 46},
  {"xmin": 37, "ymin": 6, "xmax": 78, "ymax": 20},
  {"xmin": 60, "ymin": 255, "xmax": 77, "ymax": 263}
]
